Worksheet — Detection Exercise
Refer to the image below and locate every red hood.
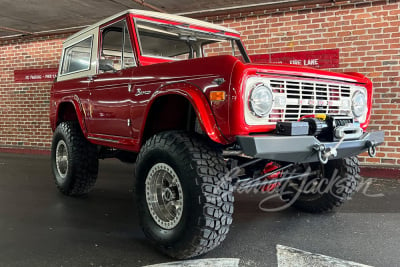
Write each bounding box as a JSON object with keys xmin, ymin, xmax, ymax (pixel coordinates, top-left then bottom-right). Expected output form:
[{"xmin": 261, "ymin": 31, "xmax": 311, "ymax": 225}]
[{"xmin": 242, "ymin": 62, "xmax": 369, "ymax": 84}]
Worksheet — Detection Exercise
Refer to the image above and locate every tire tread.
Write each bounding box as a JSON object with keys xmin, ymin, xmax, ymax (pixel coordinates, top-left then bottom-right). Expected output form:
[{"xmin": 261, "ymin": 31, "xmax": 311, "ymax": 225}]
[
  {"xmin": 52, "ymin": 121, "xmax": 98, "ymax": 196},
  {"xmin": 292, "ymin": 156, "xmax": 360, "ymax": 213}
]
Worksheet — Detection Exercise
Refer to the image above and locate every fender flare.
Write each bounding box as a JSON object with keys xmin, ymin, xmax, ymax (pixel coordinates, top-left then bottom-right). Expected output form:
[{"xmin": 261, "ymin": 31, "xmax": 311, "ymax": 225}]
[
  {"xmin": 140, "ymin": 82, "xmax": 229, "ymax": 145},
  {"xmin": 55, "ymin": 95, "xmax": 88, "ymax": 136}
]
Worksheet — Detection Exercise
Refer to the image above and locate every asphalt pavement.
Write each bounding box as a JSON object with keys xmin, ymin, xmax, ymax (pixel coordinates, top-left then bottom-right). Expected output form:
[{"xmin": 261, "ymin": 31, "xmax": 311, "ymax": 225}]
[{"xmin": 0, "ymin": 153, "xmax": 399, "ymax": 267}]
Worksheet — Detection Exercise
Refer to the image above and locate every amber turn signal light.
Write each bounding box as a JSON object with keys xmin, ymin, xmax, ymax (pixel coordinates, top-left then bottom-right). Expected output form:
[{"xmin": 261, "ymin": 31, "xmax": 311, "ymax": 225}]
[{"xmin": 209, "ymin": 91, "xmax": 226, "ymax": 101}]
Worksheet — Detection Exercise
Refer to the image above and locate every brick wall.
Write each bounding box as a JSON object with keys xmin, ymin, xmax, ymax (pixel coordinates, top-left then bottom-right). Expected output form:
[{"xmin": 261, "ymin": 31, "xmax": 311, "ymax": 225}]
[
  {"xmin": 0, "ymin": 34, "xmax": 67, "ymax": 152},
  {"xmin": 0, "ymin": 0, "xmax": 399, "ymax": 166},
  {"xmin": 206, "ymin": 0, "xmax": 400, "ymax": 165}
]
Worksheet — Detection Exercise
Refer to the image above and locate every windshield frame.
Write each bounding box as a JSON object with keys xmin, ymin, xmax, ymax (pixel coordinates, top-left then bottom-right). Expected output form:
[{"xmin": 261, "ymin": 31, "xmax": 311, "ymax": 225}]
[{"xmin": 132, "ymin": 17, "xmax": 251, "ymax": 64}]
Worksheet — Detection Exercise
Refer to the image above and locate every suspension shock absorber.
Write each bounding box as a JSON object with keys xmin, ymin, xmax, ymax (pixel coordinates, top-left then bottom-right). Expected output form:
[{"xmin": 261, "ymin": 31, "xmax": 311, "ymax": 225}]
[{"xmin": 260, "ymin": 162, "xmax": 281, "ymax": 192}]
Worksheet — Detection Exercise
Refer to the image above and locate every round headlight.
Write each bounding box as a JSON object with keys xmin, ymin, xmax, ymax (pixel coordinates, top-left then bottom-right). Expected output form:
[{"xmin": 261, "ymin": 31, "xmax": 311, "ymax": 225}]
[
  {"xmin": 249, "ymin": 83, "xmax": 273, "ymax": 117},
  {"xmin": 351, "ymin": 90, "xmax": 367, "ymax": 118}
]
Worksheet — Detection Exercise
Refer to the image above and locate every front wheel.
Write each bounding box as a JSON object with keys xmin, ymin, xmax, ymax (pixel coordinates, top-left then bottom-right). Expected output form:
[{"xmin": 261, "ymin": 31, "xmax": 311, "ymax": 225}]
[
  {"xmin": 283, "ymin": 157, "xmax": 360, "ymax": 213},
  {"xmin": 135, "ymin": 131, "xmax": 234, "ymax": 259}
]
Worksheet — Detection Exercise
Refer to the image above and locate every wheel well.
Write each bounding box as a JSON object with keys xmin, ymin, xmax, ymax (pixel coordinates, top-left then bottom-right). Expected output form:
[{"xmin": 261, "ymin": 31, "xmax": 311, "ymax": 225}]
[
  {"xmin": 57, "ymin": 102, "xmax": 78, "ymax": 125},
  {"xmin": 142, "ymin": 95, "xmax": 199, "ymax": 142}
]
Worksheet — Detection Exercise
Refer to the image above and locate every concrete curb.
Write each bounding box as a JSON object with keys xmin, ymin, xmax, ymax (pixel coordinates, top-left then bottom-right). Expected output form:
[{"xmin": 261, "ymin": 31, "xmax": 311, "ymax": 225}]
[
  {"xmin": 360, "ymin": 166, "xmax": 400, "ymax": 179},
  {"xmin": 0, "ymin": 147, "xmax": 50, "ymax": 155}
]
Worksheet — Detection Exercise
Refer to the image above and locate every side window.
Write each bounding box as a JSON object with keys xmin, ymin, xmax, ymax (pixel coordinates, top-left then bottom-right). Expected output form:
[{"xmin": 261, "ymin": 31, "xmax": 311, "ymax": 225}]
[
  {"xmin": 123, "ymin": 26, "xmax": 136, "ymax": 68},
  {"xmin": 61, "ymin": 36, "xmax": 93, "ymax": 75},
  {"xmin": 100, "ymin": 20, "xmax": 136, "ymax": 73}
]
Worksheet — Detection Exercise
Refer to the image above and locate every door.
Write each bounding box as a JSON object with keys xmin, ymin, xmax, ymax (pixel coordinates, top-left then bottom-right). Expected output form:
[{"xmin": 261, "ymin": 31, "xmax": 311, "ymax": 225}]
[{"xmin": 87, "ymin": 18, "xmax": 137, "ymax": 138}]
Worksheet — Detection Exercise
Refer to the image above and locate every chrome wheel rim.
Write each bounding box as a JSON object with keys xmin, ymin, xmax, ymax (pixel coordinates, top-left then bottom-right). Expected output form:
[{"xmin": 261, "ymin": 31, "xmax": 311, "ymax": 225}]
[
  {"xmin": 145, "ymin": 163, "xmax": 184, "ymax": 230},
  {"xmin": 55, "ymin": 140, "xmax": 69, "ymax": 181}
]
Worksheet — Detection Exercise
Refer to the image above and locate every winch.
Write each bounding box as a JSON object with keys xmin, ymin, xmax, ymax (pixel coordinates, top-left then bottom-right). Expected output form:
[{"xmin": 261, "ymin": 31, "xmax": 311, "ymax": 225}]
[{"xmin": 276, "ymin": 114, "xmax": 363, "ymax": 142}]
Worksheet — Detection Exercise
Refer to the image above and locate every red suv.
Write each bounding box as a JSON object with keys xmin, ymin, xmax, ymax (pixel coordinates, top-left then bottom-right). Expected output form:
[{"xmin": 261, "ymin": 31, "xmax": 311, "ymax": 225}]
[{"xmin": 50, "ymin": 9, "xmax": 384, "ymax": 259}]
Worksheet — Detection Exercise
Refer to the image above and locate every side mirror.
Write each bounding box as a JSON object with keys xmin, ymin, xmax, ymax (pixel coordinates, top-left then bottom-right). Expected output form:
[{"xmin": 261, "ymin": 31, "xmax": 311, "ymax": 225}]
[{"xmin": 99, "ymin": 59, "xmax": 116, "ymax": 72}]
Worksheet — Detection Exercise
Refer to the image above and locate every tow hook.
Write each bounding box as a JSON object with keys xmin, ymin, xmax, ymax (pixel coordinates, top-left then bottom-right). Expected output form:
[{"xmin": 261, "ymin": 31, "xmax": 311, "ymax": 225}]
[
  {"xmin": 366, "ymin": 140, "xmax": 377, "ymax": 157},
  {"xmin": 313, "ymin": 144, "xmax": 329, "ymax": 165},
  {"xmin": 314, "ymin": 136, "xmax": 345, "ymax": 165}
]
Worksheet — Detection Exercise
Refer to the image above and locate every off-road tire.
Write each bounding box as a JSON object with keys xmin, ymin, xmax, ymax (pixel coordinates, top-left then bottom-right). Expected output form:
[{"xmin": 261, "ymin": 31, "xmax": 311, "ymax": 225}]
[
  {"xmin": 51, "ymin": 121, "xmax": 99, "ymax": 196},
  {"xmin": 286, "ymin": 157, "xmax": 360, "ymax": 213},
  {"xmin": 135, "ymin": 131, "xmax": 234, "ymax": 259}
]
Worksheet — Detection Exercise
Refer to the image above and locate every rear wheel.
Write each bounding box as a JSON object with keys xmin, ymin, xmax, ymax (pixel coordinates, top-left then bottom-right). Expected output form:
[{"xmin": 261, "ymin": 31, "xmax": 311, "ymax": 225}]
[
  {"xmin": 284, "ymin": 157, "xmax": 360, "ymax": 213},
  {"xmin": 135, "ymin": 131, "xmax": 234, "ymax": 259},
  {"xmin": 51, "ymin": 121, "xmax": 99, "ymax": 196}
]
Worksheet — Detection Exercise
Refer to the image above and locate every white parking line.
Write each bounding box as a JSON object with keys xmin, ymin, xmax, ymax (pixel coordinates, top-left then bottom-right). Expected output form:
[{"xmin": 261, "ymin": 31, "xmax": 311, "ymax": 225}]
[
  {"xmin": 277, "ymin": 244, "xmax": 373, "ymax": 267},
  {"xmin": 143, "ymin": 258, "xmax": 240, "ymax": 267}
]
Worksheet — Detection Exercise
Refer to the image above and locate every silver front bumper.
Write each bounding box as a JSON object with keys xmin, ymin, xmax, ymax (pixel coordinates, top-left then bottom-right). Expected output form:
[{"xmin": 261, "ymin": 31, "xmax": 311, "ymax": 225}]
[{"xmin": 236, "ymin": 131, "xmax": 385, "ymax": 164}]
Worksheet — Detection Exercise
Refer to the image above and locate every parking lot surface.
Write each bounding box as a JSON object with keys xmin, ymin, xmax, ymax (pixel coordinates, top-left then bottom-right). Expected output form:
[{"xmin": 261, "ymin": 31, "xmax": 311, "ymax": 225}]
[{"xmin": 0, "ymin": 153, "xmax": 399, "ymax": 266}]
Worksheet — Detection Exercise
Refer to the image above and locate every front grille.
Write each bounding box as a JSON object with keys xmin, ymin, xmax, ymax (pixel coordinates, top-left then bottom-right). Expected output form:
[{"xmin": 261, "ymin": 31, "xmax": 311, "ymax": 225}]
[{"xmin": 267, "ymin": 78, "xmax": 352, "ymax": 122}]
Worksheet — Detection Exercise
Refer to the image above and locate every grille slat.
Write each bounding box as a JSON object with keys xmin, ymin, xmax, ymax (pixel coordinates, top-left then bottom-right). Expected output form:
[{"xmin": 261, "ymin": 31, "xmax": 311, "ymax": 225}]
[{"xmin": 268, "ymin": 78, "xmax": 351, "ymax": 122}]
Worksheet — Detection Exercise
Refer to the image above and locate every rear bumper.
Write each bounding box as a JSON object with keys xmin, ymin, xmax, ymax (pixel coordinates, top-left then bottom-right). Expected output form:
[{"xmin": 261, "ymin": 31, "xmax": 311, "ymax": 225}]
[{"xmin": 236, "ymin": 131, "xmax": 385, "ymax": 163}]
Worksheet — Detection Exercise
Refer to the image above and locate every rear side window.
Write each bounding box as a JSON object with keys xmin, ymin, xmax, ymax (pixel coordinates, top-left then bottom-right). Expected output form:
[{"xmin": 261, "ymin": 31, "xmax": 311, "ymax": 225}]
[{"xmin": 61, "ymin": 36, "xmax": 93, "ymax": 75}]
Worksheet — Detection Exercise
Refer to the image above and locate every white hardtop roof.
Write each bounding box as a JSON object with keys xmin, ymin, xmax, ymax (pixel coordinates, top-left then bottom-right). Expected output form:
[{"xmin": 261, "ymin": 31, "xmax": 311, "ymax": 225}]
[{"xmin": 65, "ymin": 9, "xmax": 239, "ymax": 43}]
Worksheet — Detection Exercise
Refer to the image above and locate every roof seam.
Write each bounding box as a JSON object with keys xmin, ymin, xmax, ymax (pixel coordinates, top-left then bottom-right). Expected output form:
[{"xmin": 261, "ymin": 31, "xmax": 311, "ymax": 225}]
[{"xmin": 64, "ymin": 9, "xmax": 239, "ymax": 43}]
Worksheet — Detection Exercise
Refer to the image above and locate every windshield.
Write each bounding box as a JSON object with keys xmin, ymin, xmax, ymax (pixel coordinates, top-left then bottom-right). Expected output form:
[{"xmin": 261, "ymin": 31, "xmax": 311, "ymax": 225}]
[{"xmin": 135, "ymin": 19, "xmax": 250, "ymax": 63}]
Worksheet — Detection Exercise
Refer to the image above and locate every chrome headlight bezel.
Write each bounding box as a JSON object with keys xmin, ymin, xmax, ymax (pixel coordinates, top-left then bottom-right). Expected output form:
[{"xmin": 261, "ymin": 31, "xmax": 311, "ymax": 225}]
[
  {"xmin": 351, "ymin": 88, "xmax": 368, "ymax": 120},
  {"xmin": 248, "ymin": 83, "xmax": 274, "ymax": 118},
  {"xmin": 244, "ymin": 77, "xmax": 277, "ymax": 126}
]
